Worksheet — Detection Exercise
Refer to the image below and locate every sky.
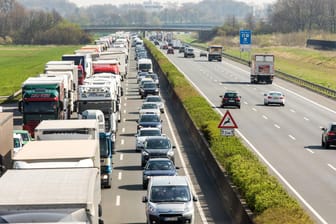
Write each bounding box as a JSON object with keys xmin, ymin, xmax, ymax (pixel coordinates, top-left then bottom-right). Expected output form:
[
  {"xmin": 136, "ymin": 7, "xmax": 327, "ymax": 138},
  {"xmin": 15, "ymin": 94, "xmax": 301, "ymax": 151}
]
[{"xmin": 69, "ymin": 0, "xmax": 276, "ymax": 7}]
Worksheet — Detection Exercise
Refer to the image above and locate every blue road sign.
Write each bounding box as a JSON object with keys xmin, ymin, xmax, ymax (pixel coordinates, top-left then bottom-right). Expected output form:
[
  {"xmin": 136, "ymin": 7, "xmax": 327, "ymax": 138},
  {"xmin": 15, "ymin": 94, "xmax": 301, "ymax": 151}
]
[{"xmin": 240, "ymin": 30, "xmax": 251, "ymax": 45}]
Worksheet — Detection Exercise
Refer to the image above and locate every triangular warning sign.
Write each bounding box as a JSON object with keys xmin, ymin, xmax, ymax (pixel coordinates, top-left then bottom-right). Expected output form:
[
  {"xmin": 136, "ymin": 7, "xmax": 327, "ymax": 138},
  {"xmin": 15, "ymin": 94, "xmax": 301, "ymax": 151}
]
[{"xmin": 218, "ymin": 110, "xmax": 238, "ymax": 128}]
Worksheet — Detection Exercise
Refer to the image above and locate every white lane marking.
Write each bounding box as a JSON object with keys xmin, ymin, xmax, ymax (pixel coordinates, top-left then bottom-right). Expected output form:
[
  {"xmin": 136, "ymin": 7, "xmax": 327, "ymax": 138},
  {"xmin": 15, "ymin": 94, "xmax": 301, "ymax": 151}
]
[
  {"xmin": 306, "ymin": 149, "xmax": 314, "ymax": 154},
  {"xmin": 290, "ymin": 109, "xmax": 296, "ymax": 113},
  {"xmin": 328, "ymin": 164, "xmax": 336, "ymax": 172},
  {"xmin": 116, "ymin": 195, "xmax": 120, "ymax": 206},
  {"xmin": 124, "ymin": 103, "xmax": 127, "ymax": 107},
  {"xmin": 252, "ymin": 108, "xmax": 257, "ymax": 112},
  {"xmin": 118, "ymin": 172, "xmax": 122, "ymax": 180},
  {"xmin": 289, "ymin": 135, "xmax": 296, "ymax": 140},
  {"xmin": 244, "ymin": 101, "xmax": 248, "ymax": 105},
  {"xmin": 125, "ymin": 97, "xmax": 128, "ymax": 100},
  {"xmin": 167, "ymin": 54, "xmax": 328, "ymax": 224},
  {"xmin": 304, "ymin": 117, "xmax": 309, "ymax": 121},
  {"xmin": 121, "ymin": 139, "xmax": 124, "ymax": 145},
  {"xmin": 119, "ymin": 154, "xmax": 123, "ymax": 161},
  {"xmin": 163, "ymin": 108, "xmax": 209, "ymax": 224},
  {"xmin": 122, "ymin": 128, "xmax": 125, "ymax": 133},
  {"xmin": 262, "ymin": 115, "xmax": 268, "ymax": 120},
  {"xmin": 123, "ymin": 118, "xmax": 126, "ymax": 123},
  {"xmin": 123, "ymin": 110, "xmax": 126, "ymax": 114},
  {"xmin": 214, "ymin": 79, "xmax": 217, "ymax": 82}
]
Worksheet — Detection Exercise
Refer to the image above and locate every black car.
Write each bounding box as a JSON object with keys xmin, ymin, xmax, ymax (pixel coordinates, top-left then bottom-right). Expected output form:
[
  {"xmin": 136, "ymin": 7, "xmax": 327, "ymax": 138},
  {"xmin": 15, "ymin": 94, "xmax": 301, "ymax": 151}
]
[
  {"xmin": 142, "ymin": 158, "xmax": 178, "ymax": 189},
  {"xmin": 321, "ymin": 122, "xmax": 336, "ymax": 149},
  {"xmin": 141, "ymin": 136, "xmax": 175, "ymax": 167},
  {"xmin": 140, "ymin": 82, "xmax": 159, "ymax": 98},
  {"xmin": 137, "ymin": 114, "xmax": 162, "ymax": 131},
  {"xmin": 219, "ymin": 90, "xmax": 241, "ymax": 108}
]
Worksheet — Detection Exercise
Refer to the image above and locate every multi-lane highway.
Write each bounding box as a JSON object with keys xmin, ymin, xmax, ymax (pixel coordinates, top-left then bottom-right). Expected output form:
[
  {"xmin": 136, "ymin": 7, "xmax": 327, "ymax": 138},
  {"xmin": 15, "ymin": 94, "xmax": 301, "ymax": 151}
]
[{"xmin": 161, "ymin": 46, "xmax": 336, "ymax": 224}]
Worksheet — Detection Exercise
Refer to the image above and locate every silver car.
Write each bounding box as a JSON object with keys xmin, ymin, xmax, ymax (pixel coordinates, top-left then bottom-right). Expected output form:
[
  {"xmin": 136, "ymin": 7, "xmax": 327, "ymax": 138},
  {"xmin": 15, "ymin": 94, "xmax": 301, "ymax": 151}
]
[
  {"xmin": 142, "ymin": 176, "xmax": 197, "ymax": 224},
  {"xmin": 143, "ymin": 95, "xmax": 165, "ymax": 113},
  {"xmin": 134, "ymin": 128, "xmax": 164, "ymax": 152},
  {"xmin": 264, "ymin": 91, "xmax": 285, "ymax": 106}
]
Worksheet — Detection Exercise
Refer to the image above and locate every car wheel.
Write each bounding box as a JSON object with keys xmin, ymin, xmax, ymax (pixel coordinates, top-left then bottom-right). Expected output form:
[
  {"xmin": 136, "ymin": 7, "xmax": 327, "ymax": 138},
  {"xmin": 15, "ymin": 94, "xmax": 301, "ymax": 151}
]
[
  {"xmin": 237, "ymin": 105, "xmax": 241, "ymax": 109},
  {"xmin": 264, "ymin": 102, "xmax": 268, "ymax": 106},
  {"xmin": 281, "ymin": 103, "xmax": 285, "ymax": 106},
  {"xmin": 325, "ymin": 142, "xmax": 330, "ymax": 149}
]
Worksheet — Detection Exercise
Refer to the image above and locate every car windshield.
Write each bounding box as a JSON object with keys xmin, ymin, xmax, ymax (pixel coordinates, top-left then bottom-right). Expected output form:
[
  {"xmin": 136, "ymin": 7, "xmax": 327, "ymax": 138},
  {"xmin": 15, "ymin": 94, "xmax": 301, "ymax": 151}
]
[
  {"xmin": 269, "ymin": 92, "xmax": 282, "ymax": 97},
  {"xmin": 142, "ymin": 104, "xmax": 158, "ymax": 109},
  {"xmin": 150, "ymin": 186, "xmax": 191, "ymax": 202},
  {"xmin": 19, "ymin": 133, "xmax": 30, "ymax": 141},
  {"xmin": 224, "ymin": 92, "xmax": 237, "ymax": 98},
  {"xmin": 144, "ymin": 83, "xmax": 156, "ymax": 88},
  {"xmin": 140, "ymin": 115, "xmax": 160, "ymax": 122},
  {"xmin": 146, "ymin": 139, "xmax": 170, "ymax": 149},
  {"xmin": 146, "ymin": 97, "xmax": 161, "ymax": 103},
  {"xmin": 146, "ymin": 161, "xmax": 174, "ymax": 170},
  {"xmin": 140, "ymin": 130, "xmax": 161, "ymax": 136}
]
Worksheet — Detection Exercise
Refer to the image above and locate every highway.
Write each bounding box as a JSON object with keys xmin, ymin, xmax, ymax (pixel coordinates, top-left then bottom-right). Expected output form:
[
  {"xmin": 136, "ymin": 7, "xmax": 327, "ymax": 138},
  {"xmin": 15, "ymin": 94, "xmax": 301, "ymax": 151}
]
[{"xmin": 160, "ymin": 46, "xmax": 336, "ymax": 224}]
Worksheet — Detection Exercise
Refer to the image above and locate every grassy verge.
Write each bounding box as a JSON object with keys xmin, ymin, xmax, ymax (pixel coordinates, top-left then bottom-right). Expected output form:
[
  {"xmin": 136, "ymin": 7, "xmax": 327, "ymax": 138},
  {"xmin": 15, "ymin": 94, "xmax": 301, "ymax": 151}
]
[
  {"xmin": 0, "ymin": 45, "xmax": 81, "ymax": 97},
  {"xmin": 145, "ymin": 39, "xmax": 314, "ymax": 224}
]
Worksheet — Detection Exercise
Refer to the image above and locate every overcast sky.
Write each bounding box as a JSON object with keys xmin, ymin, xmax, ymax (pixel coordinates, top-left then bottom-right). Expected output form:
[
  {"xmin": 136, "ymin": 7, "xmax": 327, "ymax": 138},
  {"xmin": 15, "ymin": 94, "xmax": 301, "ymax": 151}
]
[{"xmin": 69, "ymin": 0, "xmax": 276, "ymax": 7}]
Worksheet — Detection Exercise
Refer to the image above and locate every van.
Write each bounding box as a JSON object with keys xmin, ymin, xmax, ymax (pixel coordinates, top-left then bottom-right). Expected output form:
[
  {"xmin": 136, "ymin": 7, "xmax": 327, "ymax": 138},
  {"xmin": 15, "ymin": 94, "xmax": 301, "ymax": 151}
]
[
  {"xmin": 137, "ymin": 58, "xmax": 153, "ymax": 73},
  {"xmin": 142, "ymin": 176, "xmax": 197, "ymax": 224}
]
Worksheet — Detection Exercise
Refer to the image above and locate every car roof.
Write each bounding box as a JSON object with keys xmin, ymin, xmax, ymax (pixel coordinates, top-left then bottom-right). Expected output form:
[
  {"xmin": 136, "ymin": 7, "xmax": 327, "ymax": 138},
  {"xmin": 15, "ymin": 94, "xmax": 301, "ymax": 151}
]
[
  {"xmin": 147, "ymin": 158, "xmax": 173, "ymax": 162},
  {"xmin": 150, "ymin": 176, "xmax": 188, "ymax": 186},
  {"xmin": 145, "ymin": 136, "xmax": 169, "ymax": 140}
]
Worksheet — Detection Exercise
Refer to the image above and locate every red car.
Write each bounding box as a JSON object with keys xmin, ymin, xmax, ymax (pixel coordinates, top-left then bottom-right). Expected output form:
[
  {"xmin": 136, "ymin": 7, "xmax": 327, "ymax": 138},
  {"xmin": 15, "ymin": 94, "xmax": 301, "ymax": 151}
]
[{"xmin": 167, "ymin": 47, "xmax": 174, "ymax": 54}]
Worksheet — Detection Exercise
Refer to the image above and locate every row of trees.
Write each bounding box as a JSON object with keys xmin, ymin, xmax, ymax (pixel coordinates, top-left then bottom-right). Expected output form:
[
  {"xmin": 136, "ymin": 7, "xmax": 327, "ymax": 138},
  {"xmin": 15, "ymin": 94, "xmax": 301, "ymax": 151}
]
[{"xmin": 0, "ymin": 0, "xmax": 92, "ymax": 44}]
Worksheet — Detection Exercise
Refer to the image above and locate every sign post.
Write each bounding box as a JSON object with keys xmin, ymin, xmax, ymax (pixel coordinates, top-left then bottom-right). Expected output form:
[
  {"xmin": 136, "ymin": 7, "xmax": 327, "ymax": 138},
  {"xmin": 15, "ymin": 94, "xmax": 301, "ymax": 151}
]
[
  {"xmin": 239, "ymin": 30, "xmax": 252, "ymax": 62},
  {"xmin": 218, "ymin": 110, "xmax": 238, "ymax": 136}
]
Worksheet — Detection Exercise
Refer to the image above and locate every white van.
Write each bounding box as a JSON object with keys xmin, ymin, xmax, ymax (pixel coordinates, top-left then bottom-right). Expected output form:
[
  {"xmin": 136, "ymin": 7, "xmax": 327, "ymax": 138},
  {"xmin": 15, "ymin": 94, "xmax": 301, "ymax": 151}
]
[
  {"xmin": 137, "ymin": 58, "xmax": 153, "ymax": 73},
  {"xmin": 142, "ymin": 176, "xmax": 197, "ymax": 223}
]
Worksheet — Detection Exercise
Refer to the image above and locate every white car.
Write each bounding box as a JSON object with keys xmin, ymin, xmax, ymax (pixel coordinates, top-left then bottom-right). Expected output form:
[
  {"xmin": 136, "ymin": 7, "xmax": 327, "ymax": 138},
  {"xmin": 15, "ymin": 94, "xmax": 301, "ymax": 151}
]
[
  {"xmin": 135, "ymin": 128, "xmax": 164, "ymax": 152},
  {"xmin": 139, "ymin": 102, "xmax": 161, "ymax": 117},
  {"xmin": 143, "ymin": 95, "xmax": 165, "ymax": 113},
  {"xmin": 264, "ymin": 91, "xmax": 285, "ymax": 106}
]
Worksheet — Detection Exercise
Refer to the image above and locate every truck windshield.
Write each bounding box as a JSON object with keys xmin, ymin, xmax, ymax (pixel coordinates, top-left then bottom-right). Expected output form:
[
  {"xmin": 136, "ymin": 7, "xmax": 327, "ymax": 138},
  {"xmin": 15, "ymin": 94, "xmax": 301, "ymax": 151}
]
[
  {"xmin": 100, "ymin": 137, "xmax": 109, "ymax": 157},
  {"xmin": 23, "ymin": 101, "xmax": 57, "ymax": 113},
  {"xmin": 139, "ymin": 64, "xmax": 151, "ymax": 70}
]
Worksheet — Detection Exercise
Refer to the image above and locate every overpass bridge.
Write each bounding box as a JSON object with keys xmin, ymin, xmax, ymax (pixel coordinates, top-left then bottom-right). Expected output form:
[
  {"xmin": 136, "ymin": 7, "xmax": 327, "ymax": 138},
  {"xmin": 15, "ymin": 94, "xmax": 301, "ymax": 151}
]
[{"xmin": 81, "ymin": 23, "xmax": 220, "ymax": 32}]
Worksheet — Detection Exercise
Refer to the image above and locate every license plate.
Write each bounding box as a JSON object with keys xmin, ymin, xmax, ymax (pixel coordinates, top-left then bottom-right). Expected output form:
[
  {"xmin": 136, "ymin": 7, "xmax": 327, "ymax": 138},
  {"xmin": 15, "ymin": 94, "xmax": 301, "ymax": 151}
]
[
  {"xmin": 164, "ymin": 217, "xmax": 178, "ymax": 221},
  {"xmin": 229, "ymin": 100, "xmax": 235, "ymax": 102}
]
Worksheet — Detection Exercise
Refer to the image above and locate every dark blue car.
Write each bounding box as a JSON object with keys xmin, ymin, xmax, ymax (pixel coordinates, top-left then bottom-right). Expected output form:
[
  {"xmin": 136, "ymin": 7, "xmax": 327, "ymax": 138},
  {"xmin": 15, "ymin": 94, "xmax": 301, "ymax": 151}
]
[{"xmin": 137, "ymin": 114, "xmax": 162, "ymax": 131}]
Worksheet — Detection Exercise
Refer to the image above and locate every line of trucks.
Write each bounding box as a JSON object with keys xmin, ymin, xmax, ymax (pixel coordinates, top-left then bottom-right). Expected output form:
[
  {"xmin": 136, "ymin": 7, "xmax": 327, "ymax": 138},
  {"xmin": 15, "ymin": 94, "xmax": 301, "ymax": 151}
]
[{"xmin": 0, "ymin": 31, "xmax": 131, "ymax": 224}]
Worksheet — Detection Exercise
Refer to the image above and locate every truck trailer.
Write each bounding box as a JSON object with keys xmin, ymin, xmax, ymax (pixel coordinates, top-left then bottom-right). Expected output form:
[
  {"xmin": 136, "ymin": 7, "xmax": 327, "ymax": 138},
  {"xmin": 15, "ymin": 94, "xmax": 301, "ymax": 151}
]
[
  {"xmin": 0, "ymin": 112, "xmax": 13, "ymax": 176},
  {"xmin": 250, "ymin": 54, "xmax": 275, "ymax": 84},
  {"xmin": 0, "ymin": 168, "xmax": 103, "ymax": 224}
]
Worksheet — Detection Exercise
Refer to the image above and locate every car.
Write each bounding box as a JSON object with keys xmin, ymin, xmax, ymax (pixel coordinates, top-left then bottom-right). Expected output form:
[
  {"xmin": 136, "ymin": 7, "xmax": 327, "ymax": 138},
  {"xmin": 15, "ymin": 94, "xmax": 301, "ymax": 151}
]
[
  {"xmin": 219, "ymin": 90, "xmax": 241, "ymax": 108},
  {"xmin": 264, "ymin": 91, "xmax": 285, "ymax": 106},
  {"xmin": 145, "ymin": 73, "xmax": 159, "ymax": 87},
  {"xmin": 142, "ymin": 176, "xmax": 197, "ymax": 224},
  {"xmin": 200, "ymin": 51, "xmax": 207, "ymax": 57},
  {"xmin": 184, "ymin": 48, "xmax": 195, "ymax": 58},
  {"xmin": 13, "ymin": 133, "xmax": 24, "ymax": 154},
  {"xmin": 142, "ymin": 158, "xmax": 178, "ymax": 189},
  {"xmin": 160, "ymin": 42, "xmax": 168, "ymax": 49},
  {"xmin": 13, "ymin": 129, "xmax": 33, "ymax": 145},
  {"xmin": 135, "ymin": 127, "xmax": 164, "ymax": 152},
  {"xmin": 140, "ymin": 82, "xmax": 159, "ymax": 99},
  {"xmin": 154, "ymin": 40, "xmax": 160, "ymax": 45},
  {"xmin": 137, "ymin": 114, "xmax": 162, "ymax": 131},
  {"xmin": 139, "ymin": 102, "xmax": 161, "ymax": 117},
  {"xmin": 143, "ymin": 95, "xmax": 165, "ymax": 113},
  {"xmin": 138, "ymin": 78, "xmax": 154, "ymax": 95},
  {"xmin": 140, "ymin": 136, "xmax": 175, "ymax": 167},
  {"xmin": 167, "ymin": 47, "xmax": 174, "ymax": 54},
  {"xmin": 137, "ymin": 71, "xmax": 149, "ymax": 83},
  {"xmin": 179, "ymin": 46, "xmax": 185, "ymax": 53},
  {"xmin": 321, "ymin": 122, "xmax": 336, "ymax": 149}
]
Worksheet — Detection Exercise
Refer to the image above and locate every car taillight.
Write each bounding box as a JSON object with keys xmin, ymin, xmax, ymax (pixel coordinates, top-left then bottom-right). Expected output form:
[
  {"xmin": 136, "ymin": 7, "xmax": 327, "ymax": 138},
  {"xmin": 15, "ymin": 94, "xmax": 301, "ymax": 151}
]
[
  {"xmin": 223, "ymin": 98, "xmax": 228, "ymax": 101},
  {"xmin": 327, "ymin": 132, "xmax": 336, "ymax": 136},
  {"xmin": 236, "ymin": 97, "xmax": 240, "ymax": 101},
  {"xmin": 268, "ymin": 96, "xmax": 272, "ymax": 99},
  {"xmin": 280, "ymin": 97, "xmax": 284, "ymax": 99}
]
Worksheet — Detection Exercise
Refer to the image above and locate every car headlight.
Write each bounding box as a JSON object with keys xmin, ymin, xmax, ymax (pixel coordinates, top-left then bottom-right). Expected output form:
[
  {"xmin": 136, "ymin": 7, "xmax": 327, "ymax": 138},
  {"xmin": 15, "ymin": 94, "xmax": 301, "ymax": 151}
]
[
  {"xmin": 142, "ymin": 150, "xmax": 149, "ymax": 156},
  {"xmin": 167, "ymin": 149, "xmax": 174, "ymax": 156},
  {"xmin": 148, "ymin": 202, "xmax": 157, "ymax": 213},
  {"xmin": 184, "ymin": 202, "xmax": 194, "ymax": 215},
  {"xmin": 102, "ymin": 174, "xmax": 109, "ymax": 180},
  {"xmin": 155, "ymin": 89, "xmax": 159, "ymax": 92}
]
